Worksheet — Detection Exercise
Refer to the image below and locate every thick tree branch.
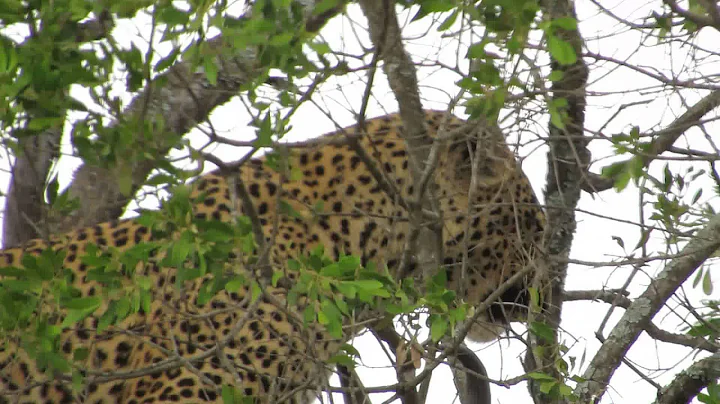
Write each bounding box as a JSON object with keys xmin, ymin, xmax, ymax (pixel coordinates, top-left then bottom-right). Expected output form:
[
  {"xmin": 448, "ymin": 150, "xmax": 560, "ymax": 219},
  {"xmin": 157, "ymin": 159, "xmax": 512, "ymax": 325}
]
[
  {"xmin": 528, "ymin": 0, "xmax": 589, "ymax": 403},
  {"xmin": 3, "ymin": 130, "xmax": 62, "ymax": 247},
  {"xmin": 59, "ymin": 22, "xmax": 341, "ymax": 233},
  {"xmin": 663, "ymin": 0, "xmax": 718, "ymax": 30},
  {"xmin": 576, "ymin": 213, "xmax": 720, "ymax": 402},
  {"xmin": 3, "ymin": 11, "xmax": 115, "ymax": 247},
  {"xmin": 654, "ymin": 352, "xmax": 720, "ymax": 404},
  {"xmin": 3, "ymin": 1, "xmax": 344, "ymax": 246}
]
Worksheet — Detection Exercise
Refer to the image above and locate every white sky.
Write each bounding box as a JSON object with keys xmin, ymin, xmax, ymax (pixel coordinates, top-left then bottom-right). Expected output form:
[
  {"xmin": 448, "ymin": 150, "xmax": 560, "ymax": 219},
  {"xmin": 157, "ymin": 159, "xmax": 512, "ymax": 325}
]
[{"xmin": 1, "ymin": 0, "xmax": 718, "ymax": 403}]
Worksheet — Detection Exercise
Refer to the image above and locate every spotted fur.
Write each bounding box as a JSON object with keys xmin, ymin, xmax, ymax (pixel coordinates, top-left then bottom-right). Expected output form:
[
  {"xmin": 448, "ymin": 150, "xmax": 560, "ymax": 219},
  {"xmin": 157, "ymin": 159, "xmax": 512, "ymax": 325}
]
[{"xmin": 0, "ymin": 110, "xmax": 544, "ymax": 403}]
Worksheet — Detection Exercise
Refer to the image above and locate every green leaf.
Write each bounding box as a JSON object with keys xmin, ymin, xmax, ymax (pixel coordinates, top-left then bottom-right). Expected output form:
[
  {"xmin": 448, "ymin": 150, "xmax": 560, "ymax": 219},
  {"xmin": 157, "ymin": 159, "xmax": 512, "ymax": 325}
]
[
  {"xmin": 702, "ymin": 270, "xmax": 713, "ymax": 295},
  {"xmin": 73, "ymin": 347, "xmax": 89, "ymax": 361},
  {"xmin": 692, "ymin": 189, "xmax": 703, "ymax": 204},
  {"xmin": 601, "ymin": 161, "xmax": 626, "ymax": 179},
  {"xmin": 203, "ymin": 58, "xmax": 218, "ymax": 86},
  {"xmin": 72, "ymin": 370, "xmax": 84, "ymax": 391},
  {"xmin": 254, "ymin": 114, "xmax": 274, "ymax": 147},
  {"xmin": 346, "ymin": 280, "xmax": 383, "ymax": 290},
  {"xmin": 118, "ymin": 168, "xmax": 133, "ymax": 197},
  {"xmin": 529, "ymin": 321, "xmax": 555, "ymax": 342},
  {"xmin": 314, "ymin": 0, "xmax": 342, "ymax": 15},
  {"xmin": 169, "ymin": 232, "xmax": 194, "ymax": 266},
  {"xmin": 64, "ymin": 296, "xmax": 101, "ymax": 311},
  {"xmin": 29, "ymin": 117, "xmax": 64, "ymax": 131},
  {"xmin": 303, "ymin": 305, "xmax": 315, "ymax": 324},
  {"xmin": 46, "ymin": 352, "xmax": 71, "ymax": 373},
  {"xmin": 159, "ymin": 7, "xmax": 190, "ymax": 25},
  {"xmin": 548, "ymin": 98, "xmax": 566, "ymax": 130},
  {"xmin": 62, "ymin": 307, "xmax": 98, "ymax": 328},
  {"xmin": 288, "ymin": 259, "xmax": 301, "ymax": 271},
  {"xmin": 0, "ymin": 267, "xmax": 26, "ymax": 277},
  {"xmin": 411, "ymin": 0, "xmax": 455, "ymax": 21},
  {"xmin": 340, "ymin": 343, "xmax": 361, "ymax": 357},
  {"xmin": 335, "ymin": 283, "xmax": 356, "ymax": 299},
  {"xmin": 438, "ymin": 10, "xmax": 458, "ymax": 31},
  {"xmin": 558, "ymin": 383, "xmax": 573, "ymax": 397},
  {"xmin": 97, "ymin": 304, "xmax": 116, "ymax": 332},
  {"xmin": 269, "ymin": 32, "xmax": 295, "ymax": 47},
  {"xmin": 634, "ymin": 229, "xmax": 651, "ymax": 251},
  {"xmin": 467, "ymin": 42, "xmax": 486, "ymax": 59},
  {"xmin": 548, "ymin": 70, "xmax": 564, "ymax": 81},
  {"xmin": 142, "ymin": 291, "xmax": 152, "ymax": 314},
  {"xmin": 429, "ymin": 315, "xmax": 448, "ymax": 341},
  {"xmin": 136, "ymin": 276, "xmax": 152, "ymax": 291},
  {"xmin": 540, "ymin": 380, "xmax": 557, "ymax": 394},
  {"xmin": 308, "ymin": 41, "xmax": 332, "ymax": 55},
  {"xmin": 271, "ymin": 271, "xmax": 284, "ymax": 287},
  {"xmin": 693, "ymin": 267, "xmax": 704, "ymax": 289},
  {"xmin": 552, "ymin": 17, "xmax": 577, "ymax": 31},
  {"xmin": 250, "ymin": 281, "xmax": 261, "ymax": 303},
  {"xmin": 154, "ymin": 48, "xmax": 181, "ymax": 73},
  {"xmin": 528, "ymin": 372, "xmax": 556, "ymax": 381},
  {"xmin": 221, "ymin": 384, "xmax": 248, "ymax": 404},
  {"xmin": 612, "ymin": 236, "xmax": 624, "ymax": 249},
  {"xmin": 529, "ymin": 287, "xmax": 540, "ymax": 309},
  {"xmin": 547, "ymin": 36, "xmax": 577, "ymax": 65}
]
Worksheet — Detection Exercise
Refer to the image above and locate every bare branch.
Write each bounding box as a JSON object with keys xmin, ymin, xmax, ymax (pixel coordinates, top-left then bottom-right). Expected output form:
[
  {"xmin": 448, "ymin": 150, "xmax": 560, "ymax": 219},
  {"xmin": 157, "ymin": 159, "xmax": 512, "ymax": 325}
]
[
  {"xmin": 564, "ymin": 289, "xmax": 719, "ymax": 353},
  {"xmin": 576, "ymin": 213, "xmax": 720, "ymax": 402},
  {"xmin": 585, "ymin": 89, "xmax": 720, "ymax": 193},
  {"xmin": 356, "ymin": 0, "xmax": 444, "ymax": 286}
]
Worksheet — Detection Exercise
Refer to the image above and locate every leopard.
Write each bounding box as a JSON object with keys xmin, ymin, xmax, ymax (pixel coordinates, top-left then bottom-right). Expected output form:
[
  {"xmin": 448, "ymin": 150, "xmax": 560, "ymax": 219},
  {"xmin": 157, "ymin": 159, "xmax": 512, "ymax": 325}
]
[{"xmin": 0, "ymin": 109, "xmax": 545, "ymax": 403}]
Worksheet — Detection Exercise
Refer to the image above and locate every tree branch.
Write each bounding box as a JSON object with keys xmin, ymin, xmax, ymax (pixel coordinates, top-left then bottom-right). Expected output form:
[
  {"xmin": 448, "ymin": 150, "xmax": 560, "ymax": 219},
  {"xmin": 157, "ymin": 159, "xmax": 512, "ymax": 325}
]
[
  {"xmin": 337, "ymin": 364, "xmax": 371, "ymax": 404},
  {"xmin": 654, "ymin": 352, "xmax": 720, "ymax": 404},
  {"xmin": 564, "ymin": 289, "xmax": 719, "ymax": 353},
  {"xmin": 662, "ymin": 0, "xmax": 718, "ymax": 30},
  {"xmin": 4, "ymin": 0, "xmax": 345, "ymax": 245},
  {"xmin": 576, "ymin": 213, "xmax": 720, "ymax": 402},
  {"xmin": 3, "ymin": 129, "xmax": 62, "ymax": 247},
  {"xmin": 3, "ymin": 11, "xmax": 115, "ymax": 247},
  {"xmin": 584, "ymin": 89, "xmax": 720, "ymax": 193},
  {"xmin": 356, "ymin": 0, "xmax": 444, "ymax": 285},
  {"xmin": 529, "ymin": 0, "xmax": 590, "ymax": 402}
]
